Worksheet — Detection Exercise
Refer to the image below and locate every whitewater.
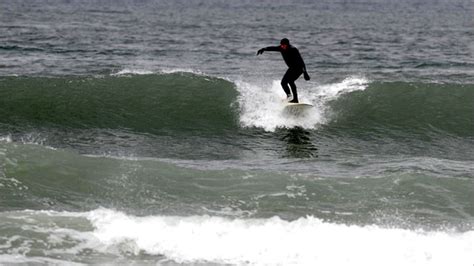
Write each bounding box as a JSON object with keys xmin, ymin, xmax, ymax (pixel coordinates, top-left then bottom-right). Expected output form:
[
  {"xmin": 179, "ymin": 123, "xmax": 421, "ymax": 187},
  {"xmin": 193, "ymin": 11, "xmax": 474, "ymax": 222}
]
[{"xmin": 0, "ymin": 208, "xmax": 472, "ymax": 265}]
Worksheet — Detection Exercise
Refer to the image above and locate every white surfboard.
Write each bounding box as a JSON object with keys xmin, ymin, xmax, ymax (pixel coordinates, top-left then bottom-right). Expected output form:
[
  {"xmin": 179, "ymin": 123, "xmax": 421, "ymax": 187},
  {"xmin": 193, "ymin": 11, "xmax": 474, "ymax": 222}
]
[{"xmin": 283, "ymin": 102, "xmax": 313, "ymax": 115}]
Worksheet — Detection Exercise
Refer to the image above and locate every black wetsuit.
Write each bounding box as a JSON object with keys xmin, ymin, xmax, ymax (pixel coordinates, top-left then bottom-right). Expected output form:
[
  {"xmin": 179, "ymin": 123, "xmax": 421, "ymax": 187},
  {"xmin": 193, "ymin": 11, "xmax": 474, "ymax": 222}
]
[{"xmin": 263, "ymin": 45, "xmax": 307, "ymax": 101}]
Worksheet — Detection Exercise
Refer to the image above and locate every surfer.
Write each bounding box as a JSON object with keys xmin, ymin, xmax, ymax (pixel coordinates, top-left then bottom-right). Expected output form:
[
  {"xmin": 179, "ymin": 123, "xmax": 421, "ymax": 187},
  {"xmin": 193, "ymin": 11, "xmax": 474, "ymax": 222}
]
[{"xmin": 257, "ymin": 38, "xmax": 310, "ymax": 103}]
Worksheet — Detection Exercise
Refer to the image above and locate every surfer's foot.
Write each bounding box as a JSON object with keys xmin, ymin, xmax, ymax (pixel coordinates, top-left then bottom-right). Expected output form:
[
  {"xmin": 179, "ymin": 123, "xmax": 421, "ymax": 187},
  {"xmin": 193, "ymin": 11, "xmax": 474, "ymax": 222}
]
[
  {"xmin": 289, "ymin": 99, "xmax": 299, "ymax": 103},
  {"xmin": 286, "ymin": 94, "xmax": 292, "ymax": 101}
]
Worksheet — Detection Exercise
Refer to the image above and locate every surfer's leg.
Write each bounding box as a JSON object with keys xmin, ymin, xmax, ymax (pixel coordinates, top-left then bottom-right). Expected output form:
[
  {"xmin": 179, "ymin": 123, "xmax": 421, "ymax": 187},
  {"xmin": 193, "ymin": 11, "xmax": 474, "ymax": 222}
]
[
  {"xmin": 281, "ymin": 69, "xmax": 292, "ymax": 99},
  {"xmin": 289, "ymin": 81, "xmax": 298, "ymax": 103},
  {"xmin": 288, "ymin": 69, "xmax": 302, "ymax": 103}
]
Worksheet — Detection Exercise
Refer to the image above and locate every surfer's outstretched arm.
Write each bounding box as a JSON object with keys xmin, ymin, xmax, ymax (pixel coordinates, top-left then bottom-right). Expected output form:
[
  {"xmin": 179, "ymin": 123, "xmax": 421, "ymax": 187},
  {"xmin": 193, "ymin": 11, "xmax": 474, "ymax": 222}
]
[{"xmin": 257, "ymin": 46, "xmax": 280, "ymax": 55}]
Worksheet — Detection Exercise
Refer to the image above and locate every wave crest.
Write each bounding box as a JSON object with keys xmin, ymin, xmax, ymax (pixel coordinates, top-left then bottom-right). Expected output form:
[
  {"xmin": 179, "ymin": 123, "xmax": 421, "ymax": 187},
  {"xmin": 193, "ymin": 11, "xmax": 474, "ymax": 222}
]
[{"xmin": 0, "ymin": 73, "xmax": 238, "ymax": 134}]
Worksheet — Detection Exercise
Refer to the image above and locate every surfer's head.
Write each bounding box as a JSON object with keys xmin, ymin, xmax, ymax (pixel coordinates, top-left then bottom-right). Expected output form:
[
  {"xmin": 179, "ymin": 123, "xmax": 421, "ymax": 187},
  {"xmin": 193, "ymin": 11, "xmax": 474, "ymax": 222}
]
[{"xmin": 280, "ymin": 38, "xmax": 290, "ymax": 50}]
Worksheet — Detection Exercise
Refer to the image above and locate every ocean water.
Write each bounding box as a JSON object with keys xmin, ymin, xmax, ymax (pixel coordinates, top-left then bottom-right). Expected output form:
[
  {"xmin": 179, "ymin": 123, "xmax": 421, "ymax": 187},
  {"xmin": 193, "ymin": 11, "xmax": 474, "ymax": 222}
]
[{"xmin": 1, "ymin": 0, "xmax": 473, "ymax": 265}]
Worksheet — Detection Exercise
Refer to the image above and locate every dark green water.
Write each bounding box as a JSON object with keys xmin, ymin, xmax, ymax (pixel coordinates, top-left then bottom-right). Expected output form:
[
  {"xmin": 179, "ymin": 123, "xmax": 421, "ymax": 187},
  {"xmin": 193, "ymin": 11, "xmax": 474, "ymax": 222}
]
[{"xmin": 0, "ymin": 0, "xmax": 473, "ymax": 264}]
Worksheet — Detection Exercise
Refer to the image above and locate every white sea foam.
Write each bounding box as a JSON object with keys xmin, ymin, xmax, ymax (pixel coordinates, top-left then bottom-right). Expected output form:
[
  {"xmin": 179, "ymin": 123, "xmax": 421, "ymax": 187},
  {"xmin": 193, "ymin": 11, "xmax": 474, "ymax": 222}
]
[
  {"xmin": 83, "ymin": 209, "xmax": 472, "ymax": 266},
  {"xmin": 236, "ymin": 76, "xmax": 369, "ymax": 131},
  {"xmin": 1, "ymin": 208, "xmax": 472, "ymax": 265},
  {"xmin": 113, "ymin": 68, "xmax": 155, "ymax": 75},
  {"xmin": 0, "ymin": 135, "xmax": 12, "ymax": 143},
  {"xmin": 159, "ymin": 67, "xmax": 204, "ymax": 75},
  {"xmin": 113, "ymin": 67, "xmax": 205, "ymax": 76}
]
